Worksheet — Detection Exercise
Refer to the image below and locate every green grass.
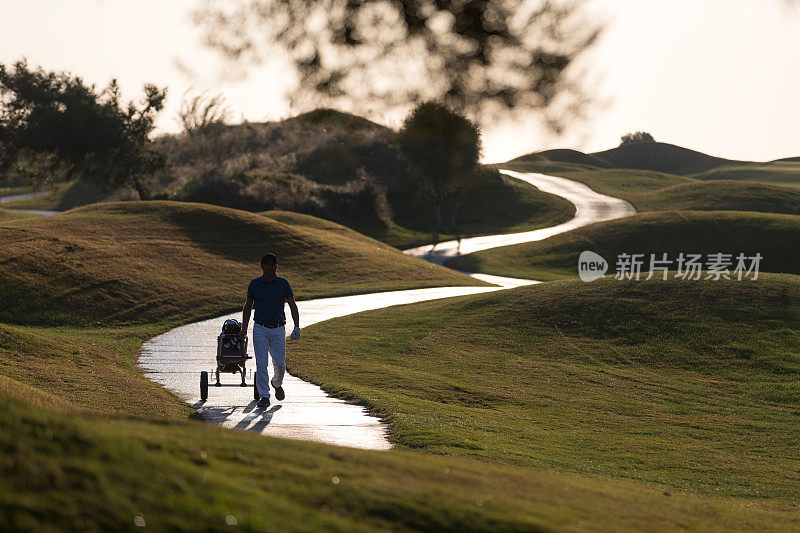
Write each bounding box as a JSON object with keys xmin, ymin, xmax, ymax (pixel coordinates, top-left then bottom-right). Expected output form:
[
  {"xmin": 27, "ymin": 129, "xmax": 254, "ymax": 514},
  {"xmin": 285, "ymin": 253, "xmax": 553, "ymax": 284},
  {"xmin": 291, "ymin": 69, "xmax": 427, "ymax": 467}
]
[
  {"xmin": 0, "ymin": 184, "xmax": 35, "ymax": 197},
  {"xmin": 631, "ymin": 180, "xmax": 800, "ymax": 214},
  {"xmin": 0, "ymin": 207, "xmax": 40, "ymax": 222},
  {"xmin": 4, "ymin": 178, "xmax": 800, "ymax": 528},
  {"xmin": 382, "ymin": 173, "xmax": 575, "ymax": 249},
  {"xmin": 511, "ymin": 148, "xmax": 612, "ymax": 169},
  {"xmin": 512, "ymin": 142, "xmax": 746, "ymax": 176},
  {"xmin": 259, "ymin": 171, "xmax": 575, "ymax": 250},
  {"xmin": 503, "ymin": 161, "xmax": 692, "ymax": 201},
  {"xmin": 5, "ymin": 397, "xmax": 798, "ymax": 531},
  {"xmin": 504, "ymin": 161, "xmax": 800, "ymax": 215},
  {"xmin": 3, "ymin": 203, "xmax": 800, "ymax": 528},
  {"xmin": 0, "ymin": 323, "xmax": 193, "ymax": 419},
  {"xmin": 0, "ymin": 201, "xmax": 483, "ymax": 326},
  {"xmin": 446, "ymin": 210, "xmax": 800, "ymax": 280},
  {"xmin": 690, "ymin": 161, "xmax": 800, "ymax": 187},
  {"xmin": 289, "ymin": 276, "xmax": 800, "ymax": 503},
  {"xmin": 1, "ymin": 180, "xmax": 108, "ymax": 211}
]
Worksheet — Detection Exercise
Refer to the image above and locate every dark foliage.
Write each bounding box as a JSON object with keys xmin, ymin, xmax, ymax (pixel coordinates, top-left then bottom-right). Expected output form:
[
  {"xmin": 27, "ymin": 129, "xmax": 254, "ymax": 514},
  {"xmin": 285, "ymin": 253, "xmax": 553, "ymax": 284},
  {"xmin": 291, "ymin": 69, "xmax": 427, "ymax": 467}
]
[
  {"xmin": 191, "ymin": 1, "xmax": 600, "ymax": 125},
  {"xmin": 398, "ymin": 101, "xmax": 481, "ymax": 235},
  {"xmin": 0, "ymin": 59, "xmax": 166, "ymax": 197},
  {"xmin": 620, "ymin": 131, "xmax": 656, "ymax": 146},
  {"xmin": 179, "ymin": 170, "xmax": 392, "ymax": 230}
]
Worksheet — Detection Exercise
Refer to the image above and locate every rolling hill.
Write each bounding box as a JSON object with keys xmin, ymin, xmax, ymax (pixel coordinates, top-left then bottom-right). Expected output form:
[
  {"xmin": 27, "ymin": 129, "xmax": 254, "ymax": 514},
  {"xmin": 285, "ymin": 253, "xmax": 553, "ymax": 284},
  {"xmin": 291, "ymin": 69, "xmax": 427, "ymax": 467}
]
[
  {"xmin": 512, "ymin": 142, "xmax": 746, "ymax": 176},
  {"xmin": 509, "ymin": 141, "xmax": 800, "ymax": 187},
  {"xmin": 290, "ymin": 275, "xmax": 800, "ymax": 503},
  {"xmin": 446, "ymin": 210, "xmax": 800, "ymax": 280},
  {"xmin": 3, "ymin": 275, "xmax": 800, "ymax": 530},
  {"xmin": 0, "ymin": 201, "xmax": 483, "ymax": 326}
]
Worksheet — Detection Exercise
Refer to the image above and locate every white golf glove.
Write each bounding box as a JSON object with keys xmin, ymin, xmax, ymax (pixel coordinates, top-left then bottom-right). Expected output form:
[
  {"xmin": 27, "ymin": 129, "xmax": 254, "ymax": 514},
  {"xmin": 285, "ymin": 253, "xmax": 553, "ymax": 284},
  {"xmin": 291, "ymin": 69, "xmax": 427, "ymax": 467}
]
[{"xmin": 290, "ymin": 326, "xmax": 301, "ymax": 341}]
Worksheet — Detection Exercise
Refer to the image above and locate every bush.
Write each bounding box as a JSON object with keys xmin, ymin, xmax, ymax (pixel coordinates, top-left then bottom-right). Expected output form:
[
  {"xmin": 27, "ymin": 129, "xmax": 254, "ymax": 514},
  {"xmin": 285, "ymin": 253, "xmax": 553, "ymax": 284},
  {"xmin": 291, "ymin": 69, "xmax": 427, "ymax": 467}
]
[
  {"xmin": 177, "ymin": 170, "xmax": 391, "ymax": 229},
  {"xmin": 620, "ymin": 131, "xmax": 656, "ymax": 146}
]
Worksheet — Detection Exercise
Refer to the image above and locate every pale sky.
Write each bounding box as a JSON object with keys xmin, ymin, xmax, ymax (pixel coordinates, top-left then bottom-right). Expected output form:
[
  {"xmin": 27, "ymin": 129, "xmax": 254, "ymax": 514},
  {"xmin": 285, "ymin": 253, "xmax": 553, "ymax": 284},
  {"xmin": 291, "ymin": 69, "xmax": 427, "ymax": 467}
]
[{"xmin": 1, "ymin": 0, "xmax": 799, "ymax": 163}]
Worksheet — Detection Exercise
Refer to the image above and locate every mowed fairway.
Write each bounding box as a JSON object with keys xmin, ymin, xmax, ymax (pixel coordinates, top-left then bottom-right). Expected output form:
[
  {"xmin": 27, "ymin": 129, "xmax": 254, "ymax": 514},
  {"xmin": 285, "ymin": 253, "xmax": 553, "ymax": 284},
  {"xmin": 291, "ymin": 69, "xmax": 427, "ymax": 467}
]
[
  {"xmin": 5, "ymin": 395, "xmax": 797, "ymax": 532},
  {"xmin": 289, "ymin": 276, "xmax": 800, "ymax": 504},
  {"xmin": 0, "ymin": 201, "xmax": 484, "ymax": 326},
  {"xmin": 447, "ymin": 210, "xmax": 800, "ymax": 280},
  {"xmin": 0, "ymin": 201, "xmax": 486, "ymax": 420},
  {"xmin": 2, "ymin": 195, "xmax": 800, "ymax": 529}
]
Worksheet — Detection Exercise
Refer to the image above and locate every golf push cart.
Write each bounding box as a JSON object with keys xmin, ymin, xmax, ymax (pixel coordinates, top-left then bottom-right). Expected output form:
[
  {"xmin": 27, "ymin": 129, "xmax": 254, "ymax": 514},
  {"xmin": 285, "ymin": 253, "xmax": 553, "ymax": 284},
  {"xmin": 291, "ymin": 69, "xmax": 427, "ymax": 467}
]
[{"xmin": 200, "ymin": 319, "xmax": 262, "ymax": 401}]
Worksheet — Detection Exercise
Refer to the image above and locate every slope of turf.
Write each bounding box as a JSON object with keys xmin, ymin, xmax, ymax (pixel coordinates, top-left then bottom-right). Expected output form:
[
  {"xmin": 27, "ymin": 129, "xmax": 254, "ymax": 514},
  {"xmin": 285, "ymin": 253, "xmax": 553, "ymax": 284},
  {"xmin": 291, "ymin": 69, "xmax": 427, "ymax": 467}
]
[
  {"xmin": 512, "ymin": 142, "xmax": 747, "ymax": 176},
  {"xmin": 0, "ymin": 207, "xmax": 40, "ymax": 222},
  {"xmin": 689, "ymin": 161, "xmax": 800, "ymax": 187},
  {"xmin": 503, "ymin": 161, "xmax": 800, "ymax": 215},
  {"xmin": 290, "ymin": 275, "xmax": 800, "ymax": 502},
  {"xmin": 2, "ymin": 180, "xmax": 108, "ymax": 211},
  {"xmin": 385, "ymin": 172, "xmax": 575, "ymax": 249},
  {"xmin": 511, "ymin": 148, "xmax": 612, "ymax": 169},
  {"xmin": 0, "ymin": 185, "xmax": 34, "ymax": 197},
  {"xmin": 446, "ymin": 210, "xmax": 800, "ymax": 280},
  {"xmin": 6, "ymin": 397, "xmax": 798, "ymax": 531},
  {"xmin": 0, "ymin": 322, "xmax": 193, "ymax": 418},
  {"xmin": 590, "ymin": 142, "xmax": 745, "ymax": 175},
  {"xmin": 632, "ymin": 180, "xmax": 800, "ymax": 214},
  {"xmin": 0, "ymin": 201, "xmax": 484, "ymax": 326}
]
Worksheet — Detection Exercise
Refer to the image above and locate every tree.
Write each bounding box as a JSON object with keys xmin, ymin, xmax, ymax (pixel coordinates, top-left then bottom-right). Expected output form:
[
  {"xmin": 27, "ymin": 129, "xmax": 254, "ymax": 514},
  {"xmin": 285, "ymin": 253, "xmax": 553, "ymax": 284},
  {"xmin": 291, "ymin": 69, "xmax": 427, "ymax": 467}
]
[
  {"xmin": 620, "ymin": 131, "xmax": 656, "ymax": 146},
  {"xmin": 0, "ymin": 60, "xmax": 166, "ymax": 198},
  {"xmin": 190, "ymin": 1, "xmax": 600, "ymax": 126},
  {"xmin": 398, "ymin": 101, "xmax": 480, "ymax": 238}
]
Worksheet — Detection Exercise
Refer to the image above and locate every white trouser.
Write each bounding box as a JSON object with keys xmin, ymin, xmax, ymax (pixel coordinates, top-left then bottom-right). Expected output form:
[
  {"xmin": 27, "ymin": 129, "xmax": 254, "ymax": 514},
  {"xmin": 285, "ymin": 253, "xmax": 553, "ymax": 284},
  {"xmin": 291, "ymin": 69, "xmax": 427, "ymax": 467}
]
[{"xmin": 252, "ymin": 323, "xmax": 286, "ymax": 398}]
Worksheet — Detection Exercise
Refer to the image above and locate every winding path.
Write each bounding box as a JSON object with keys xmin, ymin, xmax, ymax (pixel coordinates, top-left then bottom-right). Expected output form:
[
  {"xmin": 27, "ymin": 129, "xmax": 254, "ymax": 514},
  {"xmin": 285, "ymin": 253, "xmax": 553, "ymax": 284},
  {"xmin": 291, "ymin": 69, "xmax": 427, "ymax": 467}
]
[
  {"xmin": 138, "ymin": 171, "xmax": 636, "ymax": 450},
  {"xmin": 404, "ymin": 171, "xmax": 636, "ymax": 264}
]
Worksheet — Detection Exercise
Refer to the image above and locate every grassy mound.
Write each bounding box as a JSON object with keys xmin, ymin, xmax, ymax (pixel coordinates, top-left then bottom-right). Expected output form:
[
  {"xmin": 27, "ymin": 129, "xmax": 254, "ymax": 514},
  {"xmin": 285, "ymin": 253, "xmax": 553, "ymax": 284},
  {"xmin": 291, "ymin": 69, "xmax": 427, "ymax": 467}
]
[
  {"xmin": 511, "ymin": 148, "xmax": 612, "ymax": 169},
  {"xmin": 689, "ymin": 161, "xmax": 800, "ymax": 187},
  {"xmin": 590, "ymin": 142, "xmax": 744, "ymax": 175},
  {"xmin": 0, "ymin": 323, "xmax": 191, "ymax": 418},
  {"xmin": 387, "ymin": 171, "xmax": 575, "ymax": 249},
  {"xmin": 0, "ymin": 208, "xmax": 40, "ymax": 222},
  {"xmin": 513, "ymin": 142, "xmax": 746, "ymax": 176},
  {"xmin": 632, "ymin": 180, "xmax": 800, "ymax": 213},
  {"xmin": 503, "ymin": 161, "xmax": 800, "ymax": 216},
  {"xmin": 290, "ymin": 275, "xmax": 800, "ymax": 501},
  {"xmin": 0, "ymin": 201, "xmax": 483, "ymax": 326},
  {"xmin": 446, "ymin": 210, "xmax": 800, "ymax": 280},
  {"xmin": 6, "ymin": 398, "xmax": 796, "ymax": 531}
]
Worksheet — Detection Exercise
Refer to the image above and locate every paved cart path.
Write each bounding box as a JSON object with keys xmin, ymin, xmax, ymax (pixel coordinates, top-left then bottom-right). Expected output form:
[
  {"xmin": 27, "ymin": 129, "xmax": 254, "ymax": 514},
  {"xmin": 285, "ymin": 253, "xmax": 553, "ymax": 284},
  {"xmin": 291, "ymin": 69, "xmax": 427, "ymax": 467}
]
[
  {"xmin": 404, "ymin": 170, "xmax": 636, "ymax": 264},
  {"xmin": 139, "ymin": 171, "xmax": 636, "ymax": 450}
]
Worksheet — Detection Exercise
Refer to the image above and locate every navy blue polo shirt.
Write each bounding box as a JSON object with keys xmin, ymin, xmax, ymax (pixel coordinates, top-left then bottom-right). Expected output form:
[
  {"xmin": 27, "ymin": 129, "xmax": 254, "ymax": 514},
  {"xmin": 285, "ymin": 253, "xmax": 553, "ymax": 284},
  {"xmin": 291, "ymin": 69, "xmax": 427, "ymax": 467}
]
[{"xmin": 247, "ymin": 276, "xmax": 294, "ymax": 325}]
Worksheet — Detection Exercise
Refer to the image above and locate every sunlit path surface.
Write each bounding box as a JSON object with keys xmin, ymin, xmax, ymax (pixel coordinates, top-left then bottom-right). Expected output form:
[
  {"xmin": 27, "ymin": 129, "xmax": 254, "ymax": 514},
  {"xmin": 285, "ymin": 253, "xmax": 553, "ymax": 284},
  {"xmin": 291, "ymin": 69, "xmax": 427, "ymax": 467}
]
[
  {"xmin": 139, "ymin": 171, "xmax": 634, "ymax": 450},
  {"xmin": 403, "ymin": 170, "xmax": 636, "ymax": 264},
  {"xmin": 139, "ymin": 281, "xmax": 526, "ymax": 450}
]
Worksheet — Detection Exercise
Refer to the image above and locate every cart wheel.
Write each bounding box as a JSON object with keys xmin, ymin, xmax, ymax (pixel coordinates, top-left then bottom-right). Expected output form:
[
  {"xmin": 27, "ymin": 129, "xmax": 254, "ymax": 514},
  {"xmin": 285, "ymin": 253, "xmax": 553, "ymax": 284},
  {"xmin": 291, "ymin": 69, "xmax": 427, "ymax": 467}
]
[
  {"xmin": 200, "ymin": 371, "xmax": 208, "ymax": 401},
  {"xmin": 253, "ymin": 371, "xmax": 260, "ymax": 401}
]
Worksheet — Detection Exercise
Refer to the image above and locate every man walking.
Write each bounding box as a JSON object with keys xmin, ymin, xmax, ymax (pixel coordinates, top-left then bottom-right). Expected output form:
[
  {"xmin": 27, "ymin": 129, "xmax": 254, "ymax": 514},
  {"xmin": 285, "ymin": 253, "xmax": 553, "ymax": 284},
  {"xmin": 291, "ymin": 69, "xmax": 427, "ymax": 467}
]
[{"xmin": 238, "ymin": 253, "xmax": 301, "ymax": 407}]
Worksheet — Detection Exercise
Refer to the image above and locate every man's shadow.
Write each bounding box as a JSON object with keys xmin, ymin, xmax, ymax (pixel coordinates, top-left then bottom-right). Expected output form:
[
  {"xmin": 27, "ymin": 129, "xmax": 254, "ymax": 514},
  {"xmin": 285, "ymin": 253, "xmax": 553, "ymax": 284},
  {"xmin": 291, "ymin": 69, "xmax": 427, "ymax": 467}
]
[{"xmin": 235, "ymin": 403, "xmax": 282, "ymax": 432}]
